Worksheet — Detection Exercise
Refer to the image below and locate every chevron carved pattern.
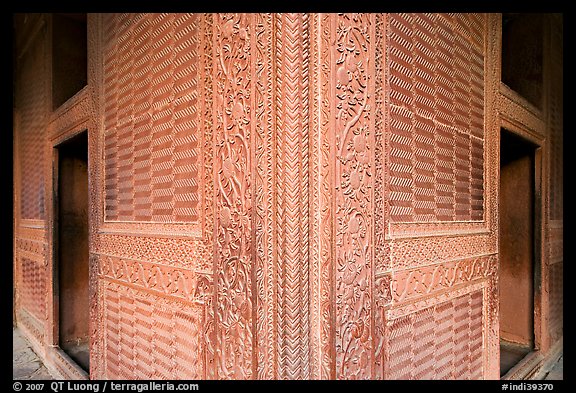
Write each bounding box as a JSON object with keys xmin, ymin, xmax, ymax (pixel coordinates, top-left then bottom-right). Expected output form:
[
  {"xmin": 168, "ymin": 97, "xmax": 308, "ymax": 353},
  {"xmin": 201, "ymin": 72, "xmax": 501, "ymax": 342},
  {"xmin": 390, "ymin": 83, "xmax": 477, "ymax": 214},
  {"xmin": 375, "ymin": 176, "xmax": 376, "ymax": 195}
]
[
  {"xmin": 275, "ymin": 13, "xmax": 310, "ymax": 380},
  {"xmin": 103, "ymin": 281, "xmax": 204, "ymax": 379},
  {"xmin": 386, "ymin": 290, "xmax": 483, "ymax": 379},
  {"xmin": 308, "ymin": 12, "xmax": 334, "ymax": 379},
  {"xmin": 20, "ymin": 257, "xmax": 47, "ymax": 322}
]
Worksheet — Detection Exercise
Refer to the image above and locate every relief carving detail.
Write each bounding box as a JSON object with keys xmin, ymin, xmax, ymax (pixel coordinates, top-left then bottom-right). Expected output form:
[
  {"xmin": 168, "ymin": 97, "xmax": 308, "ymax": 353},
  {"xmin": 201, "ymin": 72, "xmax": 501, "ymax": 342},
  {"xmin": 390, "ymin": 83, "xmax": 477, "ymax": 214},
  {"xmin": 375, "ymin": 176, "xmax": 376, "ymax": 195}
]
[
  {"xmin": 334, "ymin": 13, "xmax": 374, "ymax": 380},
  {"xmin": 213, "ymin": 13, "xmax": 253, "ymax": 380}
]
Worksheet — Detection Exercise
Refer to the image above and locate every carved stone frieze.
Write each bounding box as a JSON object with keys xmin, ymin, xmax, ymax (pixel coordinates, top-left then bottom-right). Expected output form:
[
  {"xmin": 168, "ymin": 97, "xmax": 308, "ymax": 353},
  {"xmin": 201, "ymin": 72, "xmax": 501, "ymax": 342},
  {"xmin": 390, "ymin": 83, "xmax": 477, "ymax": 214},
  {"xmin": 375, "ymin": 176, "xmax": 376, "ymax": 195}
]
[{"xmin": 12, "ymin": 12, "xmax": 563, "ymax": 381}]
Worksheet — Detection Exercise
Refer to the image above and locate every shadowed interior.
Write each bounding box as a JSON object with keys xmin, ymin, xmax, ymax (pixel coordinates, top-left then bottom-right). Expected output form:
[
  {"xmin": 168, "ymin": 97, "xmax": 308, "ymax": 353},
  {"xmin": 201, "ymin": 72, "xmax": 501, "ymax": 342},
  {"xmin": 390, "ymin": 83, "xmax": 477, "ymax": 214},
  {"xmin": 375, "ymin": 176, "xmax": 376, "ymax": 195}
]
[
  {"xmin": 57, "ymin": 131, "xmax": 89, "ymax": 372},
  {"xmin": 499, "ymin": 129, "xmax": 536, "ymax": 376}
]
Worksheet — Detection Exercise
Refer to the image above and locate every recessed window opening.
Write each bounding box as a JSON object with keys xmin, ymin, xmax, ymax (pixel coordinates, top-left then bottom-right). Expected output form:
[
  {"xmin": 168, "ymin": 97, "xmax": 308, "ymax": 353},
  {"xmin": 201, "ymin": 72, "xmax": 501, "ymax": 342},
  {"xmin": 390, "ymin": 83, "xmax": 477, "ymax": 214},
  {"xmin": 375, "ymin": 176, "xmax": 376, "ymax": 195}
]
[
  {"xmin": 501, "ymin": 13, "xmax": 544, "ymax": 109},
  {"xmin": 52, "ymin": 13, "xmax": 87, "ymax": 109}
]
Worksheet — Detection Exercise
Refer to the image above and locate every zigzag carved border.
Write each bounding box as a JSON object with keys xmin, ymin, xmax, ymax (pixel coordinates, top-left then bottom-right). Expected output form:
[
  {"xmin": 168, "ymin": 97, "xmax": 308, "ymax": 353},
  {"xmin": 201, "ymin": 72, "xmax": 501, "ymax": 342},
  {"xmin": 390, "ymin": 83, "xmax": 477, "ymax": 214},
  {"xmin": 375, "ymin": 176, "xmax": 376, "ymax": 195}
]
[
  {"xmin": 98, "ymin": 254, "xmax": 212, "ymax": 305},
  {"xmin": 275, "ymin": 13, "xmax": 311, "ymax": 380}
]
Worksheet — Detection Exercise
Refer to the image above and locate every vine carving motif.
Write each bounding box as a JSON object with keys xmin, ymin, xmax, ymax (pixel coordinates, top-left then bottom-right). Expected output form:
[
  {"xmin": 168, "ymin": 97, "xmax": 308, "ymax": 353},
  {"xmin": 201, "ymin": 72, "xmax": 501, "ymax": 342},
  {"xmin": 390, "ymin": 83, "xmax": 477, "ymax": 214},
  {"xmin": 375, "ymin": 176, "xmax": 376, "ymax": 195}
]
[
  {"xmin": 334, "ymin": 13, "xmax": 374, "ymax": 380},
  {"xmin": 213, "ymin": 13, "xmax": 253, "ymax": 380},
  {"xmin": 391, "ymin": 255, "xmax": 496, "ymax": 303}
]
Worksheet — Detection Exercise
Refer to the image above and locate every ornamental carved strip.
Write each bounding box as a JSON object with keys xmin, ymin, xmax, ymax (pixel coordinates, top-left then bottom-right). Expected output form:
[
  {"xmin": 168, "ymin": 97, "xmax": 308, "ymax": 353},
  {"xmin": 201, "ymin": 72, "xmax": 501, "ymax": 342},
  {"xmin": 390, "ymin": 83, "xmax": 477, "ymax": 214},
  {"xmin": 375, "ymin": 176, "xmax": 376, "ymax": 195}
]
[
  {"xmin": 548, "ymin": 20, "xmax": 563, "ymax": 221},
  {"xmin": 309, "ymin": 12, "xmax": 334, "ymax": 380},
  {"xmin": 373, "ymin": 13, "xmax": 387, "ymax": 379},
  {"xmin": 391, "ymin": 255, "xmax": 496, "ymax": 303},
  {"xmin": 98, "ymin": 255, "xmax": 212, "ymax": 305},
  {"xmin": 213, "ymin": 13, "xmax": 254, "ymax": 380},
  {"xmin": 96, "ymin": 233, "xmax": 210, "ymax": 271},
  {"xmin": 199, "ymin": 14, "xmax": 216, "ymax": 379},
  {"xmin": 16, "ymin": 237, "xmax": 48, "ymax": 262},
  {"xmin": 253, "ymin": 13, "xmax": 276, "ymax": 380},
  {"xmin": 201, "ymin": 13, "xmax": 215, "ymax": 244},
  {"xmin": 48, "ymin": 89, "xmax": 91, "ymax": 140},
  {"xmin": 482, "ymin": 14, "xmax": 500, "ymax": 380},
  {"xmin": 333, "ymin": 13, "xmax": 375, "ymax": 380},
  {"xmin": 498, "ymin": 86, "xmax": 546, "ymax": 136},
  {"xmin": 388, "ymin": 233, "xmax": 495, "ymax": 271},
  {"xmin": 17, "ymin": 308, "xmax": 45, "ymax": 348},
  {"xmin": 275, "ymin": 13, "xmax": 310, "ymax": 380},
  {"xmin": 14, "ymin": 226, "xmax": 49, "ymax": 277}
]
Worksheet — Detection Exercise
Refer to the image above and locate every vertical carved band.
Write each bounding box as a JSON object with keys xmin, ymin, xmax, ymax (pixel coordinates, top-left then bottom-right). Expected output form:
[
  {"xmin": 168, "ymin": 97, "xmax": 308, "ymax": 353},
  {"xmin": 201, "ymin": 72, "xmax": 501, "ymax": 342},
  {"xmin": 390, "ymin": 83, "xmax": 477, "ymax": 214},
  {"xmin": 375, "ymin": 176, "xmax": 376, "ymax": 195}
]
[
  {"xmin": 309, "ymin": 12, "xmax": 334, "ymax": 380},
  {"xmin": 213, "ymin": 13, "xmax": 253, "ymax": 379},
  {"xmin": 200, "ymin": 13, "xmax": 216, "ymax": 380},
  {"xmin": 333, "ymin": 13, "xmax": 375, "ymax": 379},
  {"xmin": 254, "ymin": 13, "xmax": 276, "ymax": 380},
  {"xmin": 373, "ymin": 13, "xmax": 387, "ymax": 379},
  {"xmin": 212, "ymin": 12, "xmax": 378, "ymax": 380},
  {"xmin": 275, "ymin": 13, "xmax": 310, "ymax": 380}
]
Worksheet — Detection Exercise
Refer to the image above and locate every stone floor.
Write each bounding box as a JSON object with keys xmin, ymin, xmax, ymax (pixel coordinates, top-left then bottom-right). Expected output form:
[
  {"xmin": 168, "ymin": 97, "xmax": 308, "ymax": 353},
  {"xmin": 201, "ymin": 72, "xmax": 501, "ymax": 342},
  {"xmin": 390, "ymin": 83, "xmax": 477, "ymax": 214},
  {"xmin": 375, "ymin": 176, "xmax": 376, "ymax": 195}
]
[
  {"xmin": 13, "ymin": 325, "xmax": 563, "ymax": 380},
  {"xmin": 501, "ymin": 341, "xmax": 532, "ymax": 377},
  {"xmin": 542, "ymin": 356, "xmax": 564, "ymax": 380},
  {"xmin": 13, "ymin": 328, "xmax": 54, "ymax": 380}
]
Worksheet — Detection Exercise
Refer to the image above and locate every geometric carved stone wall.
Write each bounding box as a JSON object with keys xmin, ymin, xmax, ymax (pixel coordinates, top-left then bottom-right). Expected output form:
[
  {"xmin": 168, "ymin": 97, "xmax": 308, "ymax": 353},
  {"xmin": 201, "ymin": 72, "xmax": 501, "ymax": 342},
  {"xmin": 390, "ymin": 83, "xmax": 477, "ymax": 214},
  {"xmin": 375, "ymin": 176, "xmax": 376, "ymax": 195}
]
[
  {"xmin": 13, "ymin": 13, "xmax": 50, "ymax": 357},
  {"xmin": 20, "ymin": 256, "xmax": 47, "ymax": 322},
  {"xmin": 96, "ymin": 13, "xmax": 210, "ymax": 380},
  {"xmin": 16, "ymin": 30, "xmax": 46, "ymax": 220},
  {"xmin": 12, "ymin": 12, "xmax": 563, "ymax": 381},
  {"xmin": 102, "ymin": 13, "xmax": 201, "ymax": 223},
  {"xmin": 103, "ymin": 282, "xmax": 204, "ymax": 379},
  {"xmin": 548, "ymin": 18, "xmax": 563, "ymax": 222},
  {"xmin": 546, "ymin": 15, "xmax": 563, "ymax": 345},
  {"xmin": 377, "ymin": 13, "xmax": 496, "ymax": 380},
  {"xmin": 386, "ymin": 290, "xmax": 483, "ymax": 379},
  {"xmin": 387, "ymin": 13, "xmax": 484, "ymax": 223}
]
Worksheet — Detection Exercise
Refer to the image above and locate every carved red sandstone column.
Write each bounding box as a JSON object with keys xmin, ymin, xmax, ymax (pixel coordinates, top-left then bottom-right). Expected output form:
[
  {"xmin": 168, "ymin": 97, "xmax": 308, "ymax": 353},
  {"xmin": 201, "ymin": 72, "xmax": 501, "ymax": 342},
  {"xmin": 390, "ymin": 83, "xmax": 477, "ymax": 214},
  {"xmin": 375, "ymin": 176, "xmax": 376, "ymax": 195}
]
[
  {"xmin": 212, "ymin": 13, "xmax": 254, "ymax": 379},
  {"xmin": 275, "ymin": 13, "xmax": 311, "ymax": 380},
  {"xmin": 253, "ymin": 13, "xmax": 276, "ymax": 381},
  {"xmin": 331, "ymin": 13, "xmax": 376, "ymax": 380},
  {"xmin": 309, "ymin": 13, "xmax": 334, "ymax": 380}
]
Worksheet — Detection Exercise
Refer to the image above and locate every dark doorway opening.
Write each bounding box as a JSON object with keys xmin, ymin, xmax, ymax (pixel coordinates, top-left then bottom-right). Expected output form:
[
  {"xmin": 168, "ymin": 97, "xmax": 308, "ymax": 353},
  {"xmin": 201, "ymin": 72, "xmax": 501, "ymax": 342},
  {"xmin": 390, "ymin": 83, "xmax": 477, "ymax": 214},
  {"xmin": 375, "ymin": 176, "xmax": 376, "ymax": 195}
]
[
  {"xmin": 56, "ymin": 131, "xmax": 89, "ymax": 372},
  {"xmin": 499, "ymin": 129, "xmax": 538, "ymax": 377}
]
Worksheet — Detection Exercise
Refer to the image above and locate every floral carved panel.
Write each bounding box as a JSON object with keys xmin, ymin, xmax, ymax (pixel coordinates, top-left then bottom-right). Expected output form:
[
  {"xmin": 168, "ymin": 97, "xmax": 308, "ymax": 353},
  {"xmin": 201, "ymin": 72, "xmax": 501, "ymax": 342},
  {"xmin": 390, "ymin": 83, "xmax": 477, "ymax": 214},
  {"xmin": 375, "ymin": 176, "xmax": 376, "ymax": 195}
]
[
  {"xmin": 212, "ymin": 13, "xmax": 254, "ymax": 379},
  {"xmin": 333, "ymin": 13, "xmax": 376, "ymax": 380}
]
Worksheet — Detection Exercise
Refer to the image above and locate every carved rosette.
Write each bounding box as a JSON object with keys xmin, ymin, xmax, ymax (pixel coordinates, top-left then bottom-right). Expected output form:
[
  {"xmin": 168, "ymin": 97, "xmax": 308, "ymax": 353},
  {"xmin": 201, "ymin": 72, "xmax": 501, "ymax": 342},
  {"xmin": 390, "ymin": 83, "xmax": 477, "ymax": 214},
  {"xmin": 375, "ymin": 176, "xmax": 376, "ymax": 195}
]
[
  {"xmin": 213, "ymin": 13, "xmax": 253, "ymax": 379},
  {"xmin": 334, "ymin": 13, "xmax": 375, "ymax": 380}
]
